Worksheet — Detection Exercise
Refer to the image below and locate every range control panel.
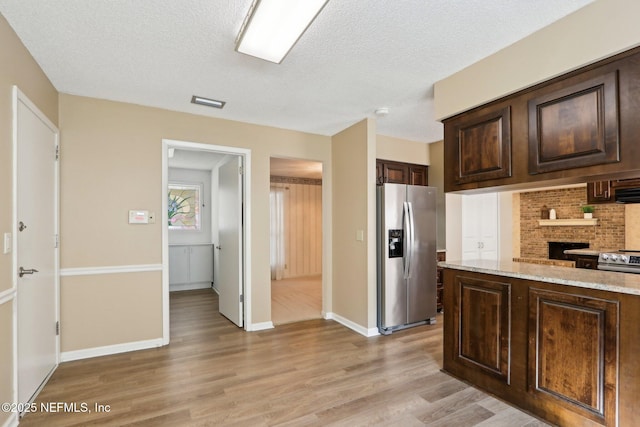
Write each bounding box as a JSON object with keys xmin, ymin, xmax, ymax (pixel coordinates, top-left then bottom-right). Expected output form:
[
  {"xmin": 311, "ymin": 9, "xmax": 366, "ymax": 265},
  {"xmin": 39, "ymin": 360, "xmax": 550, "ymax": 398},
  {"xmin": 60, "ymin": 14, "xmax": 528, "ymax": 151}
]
[{"xmin": 598, "ymin": 252, "xmax": 640, "ymax": 265}]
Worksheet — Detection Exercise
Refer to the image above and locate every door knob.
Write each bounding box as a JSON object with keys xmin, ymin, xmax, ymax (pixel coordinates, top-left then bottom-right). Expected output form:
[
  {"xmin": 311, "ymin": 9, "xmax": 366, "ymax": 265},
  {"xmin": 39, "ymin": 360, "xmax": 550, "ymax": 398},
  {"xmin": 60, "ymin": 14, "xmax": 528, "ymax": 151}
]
[
  {"xmin": 18, "ymin": 221, "xmax": 27, "ymax": 232},
  {"xmin": 19, "ymin": 267, "xmax": 39, "ymax": 277}
]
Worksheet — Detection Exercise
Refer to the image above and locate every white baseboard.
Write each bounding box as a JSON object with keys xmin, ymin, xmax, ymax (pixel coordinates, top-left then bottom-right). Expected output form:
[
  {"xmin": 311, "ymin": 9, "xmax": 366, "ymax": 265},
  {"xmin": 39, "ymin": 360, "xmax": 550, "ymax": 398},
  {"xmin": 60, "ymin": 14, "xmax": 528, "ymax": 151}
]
[
  {"xmin": 0, "ymin": 288, "xmax": 15, "ymax": 305},
  {"xmin": 247, "ymin": 321, "xmax": 274, "ymax": 331},
  {"xmin": 324, "ymin": 312, "xmax": 379, "ymax": 337},
  {"xmin": 169, "ymin": 282, "xmax": 212, "ymax": 292},
  {"xmin": 2, "ymin": 413, "xmax": 18, "ymax": 427},
  {"xmin": 60, "ymin": 338, "xmax": 164, "ymax": 362}
]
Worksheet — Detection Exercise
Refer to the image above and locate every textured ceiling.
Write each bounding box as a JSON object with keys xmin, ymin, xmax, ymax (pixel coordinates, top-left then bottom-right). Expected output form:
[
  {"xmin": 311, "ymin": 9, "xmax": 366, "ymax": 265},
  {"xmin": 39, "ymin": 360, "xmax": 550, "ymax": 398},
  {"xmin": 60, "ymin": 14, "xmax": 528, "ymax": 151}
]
[{"xmin": 0, "ymin": 0, "xmax": 593, "ymax": 143}]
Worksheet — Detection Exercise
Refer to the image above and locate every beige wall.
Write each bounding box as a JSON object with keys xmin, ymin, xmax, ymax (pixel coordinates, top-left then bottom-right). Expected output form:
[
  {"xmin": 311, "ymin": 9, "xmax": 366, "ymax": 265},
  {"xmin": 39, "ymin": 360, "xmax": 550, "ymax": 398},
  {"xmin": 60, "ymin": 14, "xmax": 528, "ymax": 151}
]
[
  {"xmin": 331, "ymin": 119, "xmax": 377, "ymax": 329},
  {"xmin": 434, "ymin": 0, "xmax": 640, "ymax": 119},
  {"xmin": 59, "ymin": 94, "xmax": 331, "ymax": 350},
  {"xmin": 61, "ymin": 272, "xmax": 162, "ymax": 351},
  {"xmin": 625, "ymin": 205, "xmax": 640, "ymax": 249},
  {"xmin": 376, "ymin": 134, "xmax": 430, "ymax": 165},
  {"xmin": 0, "ymin": 14, "xmax": 58, "ymax": 424},
  {"xmin": 0, "ymin": 15, "xmax": 58, "ymax": 292},
  {"xmin": 0, "ymin": 302, "xmax": 12, "ymax": 425}
]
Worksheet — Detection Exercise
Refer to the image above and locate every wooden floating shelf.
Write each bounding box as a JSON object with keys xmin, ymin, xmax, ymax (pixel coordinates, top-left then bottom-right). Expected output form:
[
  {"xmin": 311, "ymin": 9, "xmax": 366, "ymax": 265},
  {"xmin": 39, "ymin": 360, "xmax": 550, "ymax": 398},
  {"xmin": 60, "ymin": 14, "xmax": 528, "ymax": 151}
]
[{"xmin": 538, "ymin": 218, "xmax": 599, "ymax": 226}]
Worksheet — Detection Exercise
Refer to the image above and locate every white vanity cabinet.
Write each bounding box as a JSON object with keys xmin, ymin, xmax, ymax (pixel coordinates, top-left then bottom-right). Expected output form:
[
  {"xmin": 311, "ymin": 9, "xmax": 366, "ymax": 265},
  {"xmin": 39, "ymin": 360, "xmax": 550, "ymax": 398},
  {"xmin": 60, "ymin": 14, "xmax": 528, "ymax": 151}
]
[{"xmin": 169, "ymin": 244, "xmax": 213, "ymax": 291}]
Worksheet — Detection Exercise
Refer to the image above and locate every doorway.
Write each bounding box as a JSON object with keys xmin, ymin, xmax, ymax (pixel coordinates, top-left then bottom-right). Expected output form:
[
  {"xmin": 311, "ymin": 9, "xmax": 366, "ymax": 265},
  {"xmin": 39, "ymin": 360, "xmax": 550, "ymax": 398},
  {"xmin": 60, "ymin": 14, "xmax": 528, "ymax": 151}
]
[
  {"xmin": 162, "ymin": 139, "xmax": 251, "ymax": 343},
  {"xmin": 269, "ymin": 157, "xmax": 323, "ymax": 325}
]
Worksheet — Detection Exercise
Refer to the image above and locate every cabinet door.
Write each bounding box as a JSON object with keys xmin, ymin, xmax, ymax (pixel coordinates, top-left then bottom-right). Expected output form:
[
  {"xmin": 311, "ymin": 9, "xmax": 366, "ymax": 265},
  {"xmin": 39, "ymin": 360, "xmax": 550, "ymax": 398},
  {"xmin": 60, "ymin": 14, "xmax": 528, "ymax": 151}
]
[
  {"xmin": 383, "ymin": 162, "xmax": 409, "ymax": 184},
  {"xmin": 528, "ymin": 71, "xmax": 620, "ymax": 174},
  {"xmin": 450, "ymin": 106, "xmax": 512, "ymax": 184},
  {"xmin": 528, "ymin": 288, "xmax": 618, "ymax": 425},
  {"xmin": 453, "ymin": 275, "xmax": 511, "ymax": 383},
  {"xmin": 408, "ymin": 165, "xmax": 428, "ymax": 186},
  {"xmin": 189, "ymin": 245, "xmax": 213, "ymax": 283},
  {"xmin": 168, "ymin": 246, "xmax": 190, "ymax": 285},
  {"xmin": 586, "ymin": 180, "xmax": 612, "ymax": 204},
  {"xmin": 461, "ymin": 193, "xmax": 498, "ymax": 261}
]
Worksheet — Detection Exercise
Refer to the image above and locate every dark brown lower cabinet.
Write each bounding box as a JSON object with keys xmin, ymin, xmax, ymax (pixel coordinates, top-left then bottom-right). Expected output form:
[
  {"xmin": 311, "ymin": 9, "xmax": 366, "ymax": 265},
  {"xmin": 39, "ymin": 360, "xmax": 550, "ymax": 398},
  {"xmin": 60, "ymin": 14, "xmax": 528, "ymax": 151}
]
[
  {"xmin": 443, "ymin": 269, "xmax": 638, "ymax": 426},
  {"xmin": 453, "ymin": 275, "xmax": 511, "ymax": 383},
  {"xmin": 436, "ymin": 251, "xmax": 446, "ymax": 312},
  {"xmin": 528, "ymin": 288, "xmax": 618, "ymax": 425}
]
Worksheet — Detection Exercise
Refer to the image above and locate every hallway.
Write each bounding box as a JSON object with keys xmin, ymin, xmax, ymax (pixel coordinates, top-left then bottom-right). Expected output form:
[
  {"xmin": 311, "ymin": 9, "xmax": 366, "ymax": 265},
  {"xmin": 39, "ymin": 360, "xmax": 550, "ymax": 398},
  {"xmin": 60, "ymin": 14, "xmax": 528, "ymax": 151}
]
[{"xmin": 271, "ymin": 275, "xmax": 322, "ymax": 325}]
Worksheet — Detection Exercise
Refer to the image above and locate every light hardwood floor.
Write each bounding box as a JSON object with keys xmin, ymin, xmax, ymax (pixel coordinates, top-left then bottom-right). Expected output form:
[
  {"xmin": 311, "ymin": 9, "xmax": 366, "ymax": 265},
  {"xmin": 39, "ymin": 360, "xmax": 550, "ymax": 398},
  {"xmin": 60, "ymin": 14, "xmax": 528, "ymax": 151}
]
[
  {"xmin": 19, "ymin": 290, "xmax": 550, "ymax": 426},
  {"xmin": 271, "ymin": 275, "xmax": 322, "ymax": 325}
]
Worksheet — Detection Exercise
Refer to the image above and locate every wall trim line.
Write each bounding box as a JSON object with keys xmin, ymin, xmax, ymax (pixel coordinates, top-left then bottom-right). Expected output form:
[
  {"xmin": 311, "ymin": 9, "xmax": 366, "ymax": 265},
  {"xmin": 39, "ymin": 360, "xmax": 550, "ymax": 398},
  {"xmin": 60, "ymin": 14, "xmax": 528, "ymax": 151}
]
[
  {"xmin": 60, "ymin": 264, "xmax": 163, "ymax": 277},
  {"xmin": 0, "ymin": 288, "xmax": 16, "ymax": 305},
  {"xmin": 60, "ymin": 338, "xmax": 164, "ymax": 362},
  {"xmin": 324, "ymin": 312, "xmax": 379, "ymax": 337}
]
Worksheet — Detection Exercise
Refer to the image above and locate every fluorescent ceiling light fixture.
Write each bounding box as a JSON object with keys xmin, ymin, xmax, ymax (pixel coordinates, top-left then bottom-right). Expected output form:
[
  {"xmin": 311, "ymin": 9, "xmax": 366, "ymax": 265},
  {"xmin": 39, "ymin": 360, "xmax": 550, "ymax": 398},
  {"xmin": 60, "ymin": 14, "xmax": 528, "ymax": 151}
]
[
  {"xmin": 235, "ymin": 0, "xmax": 329, "ymax": 64},
  {"xmin": 191, "ymin": 95, "xmax": 225, "ymax": 109}
]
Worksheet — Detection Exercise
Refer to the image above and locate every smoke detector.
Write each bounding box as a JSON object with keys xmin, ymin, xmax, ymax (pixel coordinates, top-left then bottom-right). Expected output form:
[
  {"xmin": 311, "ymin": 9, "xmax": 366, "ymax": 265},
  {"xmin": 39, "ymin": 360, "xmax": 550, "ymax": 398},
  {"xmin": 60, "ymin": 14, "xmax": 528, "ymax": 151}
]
[{"xmin": 375, "ymin": 107, "xmax": 389, "ymax": 116}]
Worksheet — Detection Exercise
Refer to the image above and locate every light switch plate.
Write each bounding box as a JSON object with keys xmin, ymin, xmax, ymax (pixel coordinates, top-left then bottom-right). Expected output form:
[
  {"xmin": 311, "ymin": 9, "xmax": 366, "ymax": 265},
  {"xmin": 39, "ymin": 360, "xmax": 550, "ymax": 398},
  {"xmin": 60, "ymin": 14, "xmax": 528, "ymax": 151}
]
[
  {"xmin": 356, "ymin": 230, "xmax": 364, "ymax": 241},
  {"xmin": 3, "ymin": 232, "xmax": 12, "ymax": 254}
]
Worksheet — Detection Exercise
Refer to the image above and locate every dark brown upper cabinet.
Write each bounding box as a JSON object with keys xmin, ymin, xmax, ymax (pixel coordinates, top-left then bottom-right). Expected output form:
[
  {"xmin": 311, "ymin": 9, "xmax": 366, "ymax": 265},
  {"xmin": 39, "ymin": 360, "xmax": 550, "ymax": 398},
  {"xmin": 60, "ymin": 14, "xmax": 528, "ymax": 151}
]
[
  {"xmin": 452, "ymin": 106, "xmax": 512, "ymax": 184},
  {"xmin": 443, "ymin": 46, "xmax": 640, "ymax": 193},
  {"xmin": 376, "ymin": 159, "xmax": 428, "ymax": 186},
  {"xmin": 528, "ymin": 70, "xmax": 620, "ymax": 174},
  {"xmin": 586, "ymin": 180, "xmax": 613, "ymax": 204},
  {"xmin": 381, "ymin": 160, "xmax": 408, "ymax": 184},
  {"xmin": 408, "ymin": 164, "xmax": 428, "ymax": 186}
]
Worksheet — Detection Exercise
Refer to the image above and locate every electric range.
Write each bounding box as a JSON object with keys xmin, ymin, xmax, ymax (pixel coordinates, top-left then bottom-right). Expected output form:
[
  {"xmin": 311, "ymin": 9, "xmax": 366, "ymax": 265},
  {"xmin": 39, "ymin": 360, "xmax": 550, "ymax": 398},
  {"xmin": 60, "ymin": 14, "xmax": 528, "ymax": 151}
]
[{"xmin": 597, "ymin": 250, "xmax": 640, "ymax": 273}]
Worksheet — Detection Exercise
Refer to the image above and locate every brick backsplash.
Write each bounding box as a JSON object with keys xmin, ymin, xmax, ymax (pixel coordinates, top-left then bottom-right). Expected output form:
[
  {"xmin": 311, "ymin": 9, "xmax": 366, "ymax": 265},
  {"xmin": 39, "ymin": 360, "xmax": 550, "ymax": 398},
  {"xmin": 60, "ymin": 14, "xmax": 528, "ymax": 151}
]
[{"xmin": 520, "ymin": 187, "xmax": 625, "ymax": 258}]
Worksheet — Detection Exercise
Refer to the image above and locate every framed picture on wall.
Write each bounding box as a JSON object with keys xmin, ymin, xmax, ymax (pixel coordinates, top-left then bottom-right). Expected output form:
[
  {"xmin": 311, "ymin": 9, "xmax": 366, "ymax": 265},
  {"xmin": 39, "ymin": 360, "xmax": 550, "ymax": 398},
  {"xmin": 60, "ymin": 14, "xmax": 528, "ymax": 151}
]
[{"xmin": 168, "ymin": 183, "xmax": 202, "ymax": 230}]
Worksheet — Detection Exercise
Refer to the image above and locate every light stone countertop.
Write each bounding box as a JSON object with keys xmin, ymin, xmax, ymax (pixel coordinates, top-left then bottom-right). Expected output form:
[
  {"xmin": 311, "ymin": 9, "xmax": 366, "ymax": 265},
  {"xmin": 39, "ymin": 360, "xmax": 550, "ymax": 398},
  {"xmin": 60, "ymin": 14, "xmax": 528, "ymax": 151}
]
[
  {"xmin": 563, "ymin": 248, "xmax": 608, "ymax": 256},
  {"xmin": 438, "ymin": 259, "xmax": 640, "ymax": 296}
]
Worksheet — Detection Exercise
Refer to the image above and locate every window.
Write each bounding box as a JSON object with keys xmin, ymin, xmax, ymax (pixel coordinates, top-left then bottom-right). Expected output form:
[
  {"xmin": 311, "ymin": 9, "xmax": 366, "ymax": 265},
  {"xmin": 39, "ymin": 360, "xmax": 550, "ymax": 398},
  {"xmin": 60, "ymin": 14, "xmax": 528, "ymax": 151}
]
[{"xmin": 168, "ymin": 183, "xmax": 201, "ymax": 230}]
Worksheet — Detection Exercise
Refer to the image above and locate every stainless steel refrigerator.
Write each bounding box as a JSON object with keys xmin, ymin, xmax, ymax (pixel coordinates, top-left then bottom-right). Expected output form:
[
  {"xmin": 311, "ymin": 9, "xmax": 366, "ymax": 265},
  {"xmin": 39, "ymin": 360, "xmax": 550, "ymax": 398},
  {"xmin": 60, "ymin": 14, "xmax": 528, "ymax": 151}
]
[{"xmin": 377, "ymin": 183, "xmax": 437, "ymax": 335}]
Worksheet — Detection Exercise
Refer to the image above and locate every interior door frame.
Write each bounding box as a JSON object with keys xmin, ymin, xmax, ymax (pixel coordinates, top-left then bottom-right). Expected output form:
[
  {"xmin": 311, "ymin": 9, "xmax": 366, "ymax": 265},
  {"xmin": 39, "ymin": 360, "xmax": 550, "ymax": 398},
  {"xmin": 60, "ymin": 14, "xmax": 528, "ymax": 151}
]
[
  {"xmin": 12, "ymin": 86, "xmax": 60, "ymax": 406},
  {"xmin": 161, "ymin": 139, "xmax": 251, "ymax": 343}
]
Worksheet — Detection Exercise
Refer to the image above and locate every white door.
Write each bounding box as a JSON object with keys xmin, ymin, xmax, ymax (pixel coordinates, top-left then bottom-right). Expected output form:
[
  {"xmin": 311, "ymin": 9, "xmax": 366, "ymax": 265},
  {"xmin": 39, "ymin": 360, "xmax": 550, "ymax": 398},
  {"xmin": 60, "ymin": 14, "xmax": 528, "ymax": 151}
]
[
  {"xmin": 462, "ymin": 193, "xmax": 498, "ymax": 261},
  {"xmin": 217, "ymin": 156, "xmax": 243, "ymax": 327},
  {"xmin": 15, "ymin": 88, "xmax": 59, "ymax": 406}
]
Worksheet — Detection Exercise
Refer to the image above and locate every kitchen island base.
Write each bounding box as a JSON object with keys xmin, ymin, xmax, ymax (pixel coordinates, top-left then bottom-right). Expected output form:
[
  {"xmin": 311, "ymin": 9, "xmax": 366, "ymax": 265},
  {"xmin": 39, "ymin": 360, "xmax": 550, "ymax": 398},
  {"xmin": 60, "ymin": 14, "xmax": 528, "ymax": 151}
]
[{"xmin": 442, "ymin": 267, "xmax": 640, "ymax": 427}]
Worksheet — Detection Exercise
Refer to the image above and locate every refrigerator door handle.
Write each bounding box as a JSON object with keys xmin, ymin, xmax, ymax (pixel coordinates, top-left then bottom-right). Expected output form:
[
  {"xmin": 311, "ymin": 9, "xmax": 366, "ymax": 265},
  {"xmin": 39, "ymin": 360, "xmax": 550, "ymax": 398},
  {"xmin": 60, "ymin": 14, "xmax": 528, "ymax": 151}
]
[
  {"xmin": 403, "ymin": 201, "xmax": 414, "ymax": 279},
  {"xmin": 407, "ymin": 201, "xmax": 415, "ymax": 278}
]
